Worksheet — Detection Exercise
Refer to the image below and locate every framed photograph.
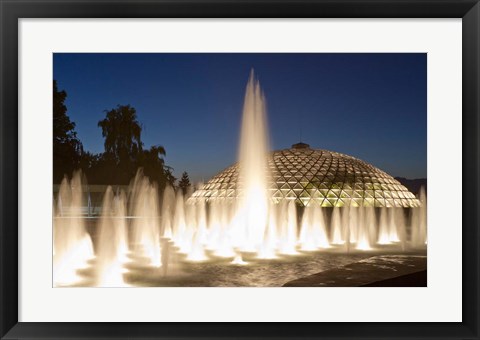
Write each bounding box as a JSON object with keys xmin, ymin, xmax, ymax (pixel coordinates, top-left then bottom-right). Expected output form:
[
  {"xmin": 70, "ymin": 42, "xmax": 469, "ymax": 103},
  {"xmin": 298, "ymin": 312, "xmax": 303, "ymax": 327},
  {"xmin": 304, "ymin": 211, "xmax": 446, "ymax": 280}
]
[{"xmin": 1, "ymin": 0, "xmax": 478, "ymax": 339}]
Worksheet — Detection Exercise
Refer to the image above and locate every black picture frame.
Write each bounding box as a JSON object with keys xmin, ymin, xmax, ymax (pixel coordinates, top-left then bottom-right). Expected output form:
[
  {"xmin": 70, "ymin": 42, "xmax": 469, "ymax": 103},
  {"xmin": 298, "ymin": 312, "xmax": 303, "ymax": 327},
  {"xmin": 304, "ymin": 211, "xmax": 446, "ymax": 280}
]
[{"xmin": 1, "ymin": 0, "xmax": 479, "ymax": 339}]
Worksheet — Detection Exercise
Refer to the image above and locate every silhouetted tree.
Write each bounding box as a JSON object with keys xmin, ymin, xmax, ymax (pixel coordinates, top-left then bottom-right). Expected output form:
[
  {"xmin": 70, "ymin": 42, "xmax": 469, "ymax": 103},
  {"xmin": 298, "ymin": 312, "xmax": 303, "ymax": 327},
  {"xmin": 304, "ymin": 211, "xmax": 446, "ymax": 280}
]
[
  {"xmin": 139, "ymin": 145, "xmax": 168, "ymax": 187},
  {"xmin": 97, "ymin": 105, "xmax": 143, "ymax": 183},
  {"xmin": 53, "ymin": 80, "xmax": 83, "ymax": 183},
  {"xmin": 95, "ymin": 106, "xmax": 176, "ymax": 187},
  {"xmin": 178, "ymin": 172, "xmax": 191, "ymax": 195},
  {"xmin": 164, "ymin": 167, "xmax": 177, "ymax": 187},
  {"xmin": 137, "ymin": 146, "xmax": 177, "ymax": 191},
  {"xmin": 79, "ymin": 151, "xmax": 103, "ymax": 183},
  {"xmin": 98, "ymin": 104, "xmax": 143, "ymax": 163}
]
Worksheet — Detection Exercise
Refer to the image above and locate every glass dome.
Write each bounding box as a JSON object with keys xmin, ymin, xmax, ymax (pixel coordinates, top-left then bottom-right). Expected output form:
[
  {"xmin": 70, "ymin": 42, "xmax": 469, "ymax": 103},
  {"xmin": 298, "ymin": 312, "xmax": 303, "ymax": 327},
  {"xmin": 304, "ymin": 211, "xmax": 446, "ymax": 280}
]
[{"xmin": 190, "ymin": 143, "xmax": 420, "ymax": 208}]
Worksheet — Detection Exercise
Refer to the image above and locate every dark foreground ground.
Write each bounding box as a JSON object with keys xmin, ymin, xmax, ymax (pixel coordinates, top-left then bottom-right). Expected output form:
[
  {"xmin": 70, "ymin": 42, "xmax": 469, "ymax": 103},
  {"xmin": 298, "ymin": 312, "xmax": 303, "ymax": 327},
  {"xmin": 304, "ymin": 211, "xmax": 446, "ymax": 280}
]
[{"xmin": 283, "ymin": 255, "xmax": 427, "ymax": 287}]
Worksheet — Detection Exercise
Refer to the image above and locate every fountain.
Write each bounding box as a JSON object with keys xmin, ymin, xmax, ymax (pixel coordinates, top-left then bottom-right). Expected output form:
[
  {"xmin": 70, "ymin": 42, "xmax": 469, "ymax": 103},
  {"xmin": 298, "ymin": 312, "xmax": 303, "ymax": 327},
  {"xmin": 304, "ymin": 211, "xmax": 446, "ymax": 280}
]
[
  {"xmin": 96, "ymin": 187, "xmax": 129, "ymax": 287},
  {"xmin": 129, "ymin": 171, "xmax": 162, "ymax": 268},
  {"xmin": 53, "ymin": 172, "xmax": 94, "ymax": 286},
  {"xmin": 330, "ymin": 207, "xmax": 344, "ymax": 245},
  {"xmin": 53, "ymin": 71, "xmax": 427, "ymax": 287},
  {"xmin": 411, "ymin": 187, "xmax": 427, "ymax": 247},
  {"xmin": 235, "ymin": 70, "xmax": 271, "ymax": 252}
]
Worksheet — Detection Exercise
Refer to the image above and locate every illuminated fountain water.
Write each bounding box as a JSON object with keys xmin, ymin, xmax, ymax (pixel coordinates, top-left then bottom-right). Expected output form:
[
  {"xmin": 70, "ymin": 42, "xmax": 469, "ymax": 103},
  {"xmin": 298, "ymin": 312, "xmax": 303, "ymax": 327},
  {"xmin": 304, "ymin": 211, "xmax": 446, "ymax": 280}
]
[
  {"xmin": 257, "ymin": 202, "xmax": 278, "ymax": 259},
  {"xmin": 355, "ymin": 207, "xmax": 371, "ymax": 250},
  {"xmin": 130, "ymin": 171, "xmax": 162, "ymax": 268},
  {"xmin": 348, "ymin": 205, "xmax": 358, "ymax": 244},
  {"xmin": 280, "ymin": 200, "xmax": 299, "ymax": 255},
  {"xmin": 186, "ymin": 196, "xmax": 208, "ymax": 262},
  {"xmin": 377, "ymin": 207, "xmax": 390, "ymax": 244},
  {"xmin": 160, "ymin": 184, "xmax": 175, "ymax": 239},
  {"xmin": 235, "ymin": 70, "xmax": 271, "ymax": 253},
  {"xmin": 96, "ymin": 187, "xmax": 129, "ymax": 287},
  {"xmin": 411, "ymin": 187, "xmax": 427, "ymax": 247},
  {"xmin": 53, "ymin": 71, "xmax": 428, "ymax": 287},
  {"xmin": 330, "ymin": 208, "xmax": 344, "ymax": 245},
  {"xmin": 53, "ymin": 172, "xmax": 94, "ymax": 286},
  {"xmin": 299, "ymin": 205, "xmax": 330, "ymax": 251}
]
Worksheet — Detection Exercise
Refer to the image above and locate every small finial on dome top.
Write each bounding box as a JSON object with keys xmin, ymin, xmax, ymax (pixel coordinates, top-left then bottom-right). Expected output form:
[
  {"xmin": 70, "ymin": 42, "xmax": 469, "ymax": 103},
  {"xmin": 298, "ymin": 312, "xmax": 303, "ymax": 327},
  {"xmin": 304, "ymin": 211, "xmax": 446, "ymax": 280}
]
[{"xmin": 292, "ymin": 142, "xmax": 310, "ymax": 149}]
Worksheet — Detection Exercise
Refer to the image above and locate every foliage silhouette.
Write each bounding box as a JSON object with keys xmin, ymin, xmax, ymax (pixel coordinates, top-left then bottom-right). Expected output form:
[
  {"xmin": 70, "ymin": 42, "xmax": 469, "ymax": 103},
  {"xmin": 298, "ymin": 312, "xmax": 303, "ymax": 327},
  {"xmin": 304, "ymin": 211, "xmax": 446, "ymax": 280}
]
[
  {"xmin": 53, "ymin": 80, "xmax": 83, "ymax": 183},
  {"xmin": 53, "ymin": 83, "xmax": 181, "ymax": 189},
  {"xmin": 138, "ymin": 145, "xmax": 176, "ymax": 189},
  {"xmin": 98, "ymin": 105, "xmax": 143, "ymax": 164},
  {"xmin": 178, "ymin": 171, "xmax": 191, "ymax": 195}
]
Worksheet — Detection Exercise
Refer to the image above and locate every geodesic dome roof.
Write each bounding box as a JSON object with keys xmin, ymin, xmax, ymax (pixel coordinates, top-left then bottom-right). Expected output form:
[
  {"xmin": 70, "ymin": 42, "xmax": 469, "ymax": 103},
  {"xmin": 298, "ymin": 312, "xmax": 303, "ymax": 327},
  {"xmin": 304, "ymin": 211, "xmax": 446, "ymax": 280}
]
[{"xmin": 190, "ymin": 143, "xmax": 420, "ymax": 208}]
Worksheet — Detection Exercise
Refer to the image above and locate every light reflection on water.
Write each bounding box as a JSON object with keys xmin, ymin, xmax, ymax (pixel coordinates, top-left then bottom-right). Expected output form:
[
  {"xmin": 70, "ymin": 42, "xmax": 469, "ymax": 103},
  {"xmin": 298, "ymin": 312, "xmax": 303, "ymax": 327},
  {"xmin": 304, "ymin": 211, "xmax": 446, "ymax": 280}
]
[
  {"xmin": 69, "ymin": 244, "xmax": 425, "ymax": 287},
  {"xmin": 103, "ymin": 251, "xmax": 390, "ymax": 287}
]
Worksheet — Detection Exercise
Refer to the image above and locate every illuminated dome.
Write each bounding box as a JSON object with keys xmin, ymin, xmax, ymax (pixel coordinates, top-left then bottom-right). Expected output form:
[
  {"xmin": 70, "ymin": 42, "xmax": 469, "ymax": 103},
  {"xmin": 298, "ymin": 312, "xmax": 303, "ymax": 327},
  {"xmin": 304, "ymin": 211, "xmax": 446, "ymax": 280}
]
[{"xmin": 191, "ymin": 143, "xmax": 420, "ymax": 208}]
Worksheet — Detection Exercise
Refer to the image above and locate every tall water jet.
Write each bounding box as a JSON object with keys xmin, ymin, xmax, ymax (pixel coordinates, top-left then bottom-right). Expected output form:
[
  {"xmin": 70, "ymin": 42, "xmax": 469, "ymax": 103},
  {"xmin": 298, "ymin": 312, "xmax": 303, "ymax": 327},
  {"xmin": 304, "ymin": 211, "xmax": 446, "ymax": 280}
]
[
  {"xmin": 411, "ymin": 186, "xmax": 427, "ymax": 247},
  {"xmin": 377, "ymin": 207, "xmax": 390, "ymax": 244},
  {"xmin": 182, "ymin": 193, "xmax": 197, "ymax": 256},
  {"xmin": 356, "ymin": 207, "xmax": 372, "ymax": 250},
  {"xmin": 217, "ymin": 202, "xmax": 236, "ymax": 257},
  {"xmin": 96, "ymin": 187, "xmax": 129, "ymax": 287},
  {"xmin": 206, "ymin": 201, "xmax": 221, "ymax": 252},
  {"xmin": 348, "ymin": 205, "xmax": 358, "ymax": 243},
  {"xmin": 130, "ymin": 171, "xmax": 162, "ymax": 267},
  {"xmin": 387, "ymin": 208, "xmax": 401, "ymax": 243},
  {"xmin": 187, "ymin": 193, "xmax": 208, "ymax": 261},
  {"xmin": 161, "ymin": 185, "xmax": 175, "ymax": 238},
  {"xmin": 258, "ymin": 202, "xmax": 278, "ymax": 259},
  {"xmin": 312, "ymin": 205, "xmax": 330, "ymax": 249},
  {"xmin": 394, "ymin": 208, "xmax": 407, "ymax": 250},
  {"xmin": 299, "ymin": 205, "xmax": 316, "ymax": 251},
  {"xmin": 53, "ymin": 171, "xmax": 94, "ymax": 286},
  {"xmin": 365, "ymin": 207, "xmax": 377, "ymax": 247},
  {"xmin": 279, "ymin": 200, "xmax": 298, "ymax": 255},
  {"xmin": 235, "ymin": 70, "xmax": 271, "ymax": 252},
  {"xmin": 209, "ymin": 202, "xmax": 235, "ymax": 258},
  {"xmin": 330, "ymin": 207, "xmax": 344, "ymax": 245},
  {"xmin": 114, "ymin": 190, "xmax": 129, "ymax": 262},
  {"xmin": 172, "ymin": 190, "xmax": 188, "ymax": 252},
  {"xmin": 299, "ymin": 205, "xmax": 330, "ymax": 251},
  {"xmin": 342, "ymin": 207, "xmax": 351, "ymax": 251},
  {"xmin": 196, "ymin": 191, "xmax": 208, "ymax": 240}
]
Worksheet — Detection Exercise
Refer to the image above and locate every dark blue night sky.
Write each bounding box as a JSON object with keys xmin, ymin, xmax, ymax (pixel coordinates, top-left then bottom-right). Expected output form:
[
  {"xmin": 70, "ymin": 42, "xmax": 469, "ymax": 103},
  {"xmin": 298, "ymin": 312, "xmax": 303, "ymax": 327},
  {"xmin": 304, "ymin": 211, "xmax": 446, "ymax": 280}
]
[{"xmin": 53, "ymin": 53, "xmax": 427, "ymax": 183}]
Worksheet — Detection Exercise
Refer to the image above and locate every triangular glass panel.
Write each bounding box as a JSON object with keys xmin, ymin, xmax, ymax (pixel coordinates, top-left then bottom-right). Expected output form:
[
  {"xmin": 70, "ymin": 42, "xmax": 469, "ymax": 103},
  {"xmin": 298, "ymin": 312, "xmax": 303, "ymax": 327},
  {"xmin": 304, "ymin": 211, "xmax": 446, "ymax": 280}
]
[
  {"xmin": 285, "ymin": 190, "xmax": 296, "ymax": 198},
  {"xmin": 321, "ymin": 199, "xmax": 333, "ymax": 207},
  {"xmin": 300, "ymin": 190, "xmax": 311, "ymax": 198},
  {"xmin": 327, "ymin": 198, "xmax": 338, "ymax": 206},
  {"xmin": 272, "ymin": 191, "xmax": 284, "ymax": 198},
  {"xmin": 293, "ymin": 183, "xmax": 303, "ymax": 190}
]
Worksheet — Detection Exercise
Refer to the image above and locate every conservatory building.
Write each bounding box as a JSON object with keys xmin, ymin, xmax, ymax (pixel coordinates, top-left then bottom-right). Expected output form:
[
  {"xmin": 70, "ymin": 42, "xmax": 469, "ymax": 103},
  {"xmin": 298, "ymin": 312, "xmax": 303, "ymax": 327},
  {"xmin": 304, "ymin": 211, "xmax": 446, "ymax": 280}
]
[{"xmin": 190, "ymin": 143, "xmax": 420, "ymax": 208}]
